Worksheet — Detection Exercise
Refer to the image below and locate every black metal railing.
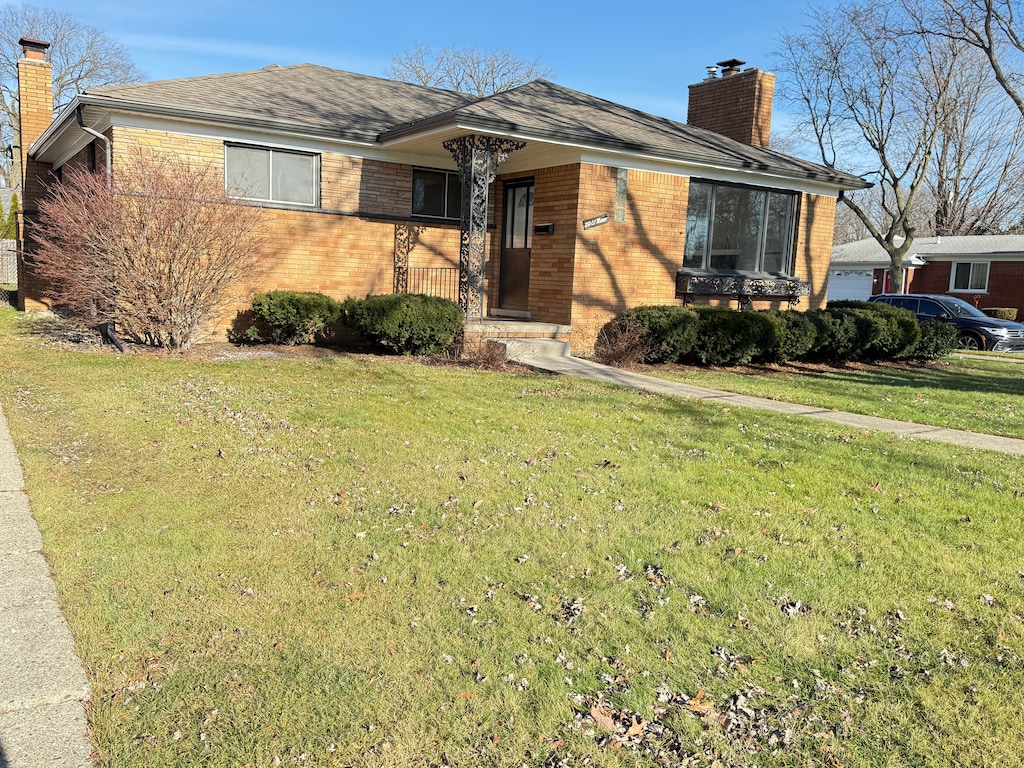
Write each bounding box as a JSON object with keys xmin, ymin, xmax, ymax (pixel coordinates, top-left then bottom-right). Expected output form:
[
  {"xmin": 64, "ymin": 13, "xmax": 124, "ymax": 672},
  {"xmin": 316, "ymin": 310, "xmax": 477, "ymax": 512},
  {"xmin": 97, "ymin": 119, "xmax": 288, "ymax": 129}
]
[{"xmin": 408, "ymin": 267, "xmax": 459, "ymax": 302}]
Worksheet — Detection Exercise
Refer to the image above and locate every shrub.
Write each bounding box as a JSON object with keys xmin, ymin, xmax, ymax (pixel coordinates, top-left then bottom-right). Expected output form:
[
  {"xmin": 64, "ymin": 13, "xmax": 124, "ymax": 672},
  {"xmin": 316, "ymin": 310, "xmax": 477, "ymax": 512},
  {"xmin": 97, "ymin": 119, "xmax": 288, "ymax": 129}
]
[
  {"xmin": 2, "ymin": 192, "xmax": 17, "ymax": 239},
  {"xmin": 909, "ymin": 319, "xmax": 957, "ymax": 359},
  {"xmin": 594, "ymin": 315, "xmax": 655, "ymax": 367},
  {"xmin": 33, "ymin": 149, "xmax": 266, "ymax": 349},
  {"xmin": 688, "ymin": 306, "xmax": 777, "ymax": 366},
  {"xmin": 831, "ymin": 300, "xmax": 920, "ymax": 359},
  {"xmin": 342, "ymin": 293, "xmax": 464, "ymax": 355},
  {"xmin": 981, "ymin": 307, "xmax": 1019, "ymax": 321},
  {"xmin": 804, "ymin": 309, "xmax": 861, "ymax": 362},
  {"xmin": 812, "ymin": 302, "xmax": 913, "ymax": 362},
  {"xmin": 243, "ymin": 291, "xmax": 342, "ymax": 345},
  {"xmin": 620, "ymin": 305, "xmax": 699, "ymax": 363},
  {"xmin": 757, "ymin": 310, "xmax": 818, "ymax": 363}
]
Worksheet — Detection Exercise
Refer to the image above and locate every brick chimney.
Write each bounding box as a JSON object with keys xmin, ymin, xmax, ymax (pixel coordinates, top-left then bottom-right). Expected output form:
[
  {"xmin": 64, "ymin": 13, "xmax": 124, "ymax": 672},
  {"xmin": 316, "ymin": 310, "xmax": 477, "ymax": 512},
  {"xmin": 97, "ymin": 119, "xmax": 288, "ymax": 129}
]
[
  {"xmin": 16, "ymin": 36, "xmax": 54, "ymax": 311},
  {"xmin": 687, "ymin": 59, "xmax": 775, "ymax": 148}
]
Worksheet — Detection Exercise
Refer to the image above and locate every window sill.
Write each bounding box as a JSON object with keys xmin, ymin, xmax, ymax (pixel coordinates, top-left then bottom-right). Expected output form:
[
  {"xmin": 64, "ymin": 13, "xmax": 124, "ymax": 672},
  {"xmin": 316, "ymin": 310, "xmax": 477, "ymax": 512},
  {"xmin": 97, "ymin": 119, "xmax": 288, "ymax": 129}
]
[{"xmin": 676, "ymin": 270, "xmax": 810, "ymax": 305}]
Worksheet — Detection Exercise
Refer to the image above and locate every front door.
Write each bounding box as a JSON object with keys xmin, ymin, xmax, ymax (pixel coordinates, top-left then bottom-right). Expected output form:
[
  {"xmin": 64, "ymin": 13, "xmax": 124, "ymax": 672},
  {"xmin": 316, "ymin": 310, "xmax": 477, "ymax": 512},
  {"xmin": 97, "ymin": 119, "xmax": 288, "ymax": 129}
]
[{"xmin": 499, "ymin": 179, "xmax": 534, "ymax": 311}]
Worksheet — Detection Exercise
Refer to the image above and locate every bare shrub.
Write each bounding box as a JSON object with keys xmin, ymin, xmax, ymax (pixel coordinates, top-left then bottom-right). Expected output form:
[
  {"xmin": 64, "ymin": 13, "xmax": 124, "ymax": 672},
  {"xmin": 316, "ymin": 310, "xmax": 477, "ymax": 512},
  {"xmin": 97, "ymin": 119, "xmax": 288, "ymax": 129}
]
[
  {"xmin": 34, "ymin": 150, "xmax": 266, "ymax": 349},
  {"xmin": 594, "ymin": 316, "xmax": 653, "ymax": 367}
]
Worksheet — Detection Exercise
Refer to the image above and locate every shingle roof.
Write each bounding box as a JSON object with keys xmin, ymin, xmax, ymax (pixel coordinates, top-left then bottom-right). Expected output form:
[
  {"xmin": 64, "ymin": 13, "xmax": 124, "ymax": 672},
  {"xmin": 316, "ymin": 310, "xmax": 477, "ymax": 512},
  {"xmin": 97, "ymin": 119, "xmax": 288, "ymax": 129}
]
[
  {"xmin": 83, "ymin": 65, "xmax": 866, "ymax": 189},
  {"xmin": 87, "ymin": 64, "xmax": 477, "ymax": 142},
  {"xmin": 383, "ymin": 79, "xmax": 866, "ymax": 188},
  {"xmin": 833, "ymin": 235, "xmax": 1024, "ymax": 265}
]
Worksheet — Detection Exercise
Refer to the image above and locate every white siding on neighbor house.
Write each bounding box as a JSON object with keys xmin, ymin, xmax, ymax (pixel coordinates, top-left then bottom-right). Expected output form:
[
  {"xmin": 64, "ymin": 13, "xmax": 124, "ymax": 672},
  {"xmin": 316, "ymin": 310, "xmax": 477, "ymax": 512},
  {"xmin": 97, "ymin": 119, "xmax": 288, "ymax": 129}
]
[{"xmin": 827, "ymin": 269, "xmax": 874, "ymax": 301}]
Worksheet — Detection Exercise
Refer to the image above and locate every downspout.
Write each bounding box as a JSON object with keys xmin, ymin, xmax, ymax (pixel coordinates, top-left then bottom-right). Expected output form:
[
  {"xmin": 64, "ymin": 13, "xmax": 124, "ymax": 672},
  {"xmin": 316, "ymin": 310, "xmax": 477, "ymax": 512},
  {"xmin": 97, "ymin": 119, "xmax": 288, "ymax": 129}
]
[{"xmin": 75, "ymin": 105, "xmax": 111, "ymax": 190}]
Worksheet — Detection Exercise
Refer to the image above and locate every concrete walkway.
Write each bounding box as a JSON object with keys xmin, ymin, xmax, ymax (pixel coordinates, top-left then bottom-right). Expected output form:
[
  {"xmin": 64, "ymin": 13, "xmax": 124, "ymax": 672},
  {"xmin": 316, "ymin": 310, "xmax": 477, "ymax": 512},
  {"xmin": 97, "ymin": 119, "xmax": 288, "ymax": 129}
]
[
  {"xmin": 0, "ymin": 404, "xmax": 92, "ymax": 768},
  {"xmin": 504, "ymin": 339, "xmax": 1024, "ymax": 457}
]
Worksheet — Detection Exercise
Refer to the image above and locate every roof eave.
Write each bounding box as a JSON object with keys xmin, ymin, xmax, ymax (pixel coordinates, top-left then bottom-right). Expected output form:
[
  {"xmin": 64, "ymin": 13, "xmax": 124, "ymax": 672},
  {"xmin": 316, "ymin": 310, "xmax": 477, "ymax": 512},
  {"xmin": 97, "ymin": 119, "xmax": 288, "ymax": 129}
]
[{"xmin": 32, "ymin": 93, "xmax": 382, "ymax": 159}]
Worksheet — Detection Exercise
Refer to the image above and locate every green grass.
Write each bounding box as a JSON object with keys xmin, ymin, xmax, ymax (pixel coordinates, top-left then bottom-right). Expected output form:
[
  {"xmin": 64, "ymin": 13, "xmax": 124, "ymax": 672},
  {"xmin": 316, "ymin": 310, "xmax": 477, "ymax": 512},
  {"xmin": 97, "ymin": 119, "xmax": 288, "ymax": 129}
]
[
  {"xmin": 2, "ymin": 308, "xmax": 1024, "ymax": 767},
  {"xmin": 639, "ymin": 355, "xmax": 1024, "ymax": 439}
]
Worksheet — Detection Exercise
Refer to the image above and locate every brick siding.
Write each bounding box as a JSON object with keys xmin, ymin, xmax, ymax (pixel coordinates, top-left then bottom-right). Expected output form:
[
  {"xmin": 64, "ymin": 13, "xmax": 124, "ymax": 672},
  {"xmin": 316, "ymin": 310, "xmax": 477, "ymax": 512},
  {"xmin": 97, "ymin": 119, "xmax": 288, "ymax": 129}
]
[
  {"xmin": 687, "ymin": 69, "xmax": 775, "ymax": 149},
  {"xmin": 20, "ymin": 120, "xmax": 840, "ymax": 352},
  {"xmin": 16, "ymin": 54, "xmax": 55, "ymax": 311},
  {"xmin": 794, "ymin": 192, "xmax": 837, "ymax": 309},
  {"xmin": 910, "ymin": 261, "xmax": 1024, "ymax": 320},
  {"xmin": 569, "ymin": 164, "xmax": 688, "ymax": 351}
]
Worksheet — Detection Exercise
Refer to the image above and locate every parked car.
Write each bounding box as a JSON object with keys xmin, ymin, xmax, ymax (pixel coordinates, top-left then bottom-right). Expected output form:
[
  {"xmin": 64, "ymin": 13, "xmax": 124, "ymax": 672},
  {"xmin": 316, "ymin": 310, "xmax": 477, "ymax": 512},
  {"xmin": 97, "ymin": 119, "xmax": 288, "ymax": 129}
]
[{"xmin": 868, "ymin": 293, "xmax": 1024, "ymax": 351}]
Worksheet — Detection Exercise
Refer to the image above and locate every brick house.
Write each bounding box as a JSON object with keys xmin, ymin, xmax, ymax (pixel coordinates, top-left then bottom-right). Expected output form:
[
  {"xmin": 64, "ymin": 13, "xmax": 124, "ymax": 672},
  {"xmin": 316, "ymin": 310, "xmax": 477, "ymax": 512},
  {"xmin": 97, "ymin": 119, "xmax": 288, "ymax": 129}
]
[
  {"xmin": 829, "ymin": 235, "xmax": 1024, "ymax": 320},
  {"xmin": 16, "ymin": 41, "xmax": 867, "ymax": 352}
]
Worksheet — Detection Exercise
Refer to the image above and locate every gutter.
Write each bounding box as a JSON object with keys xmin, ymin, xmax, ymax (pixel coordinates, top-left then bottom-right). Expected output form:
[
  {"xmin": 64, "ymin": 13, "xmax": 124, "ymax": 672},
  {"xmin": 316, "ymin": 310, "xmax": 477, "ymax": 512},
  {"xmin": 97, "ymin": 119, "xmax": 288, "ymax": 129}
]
[{"xmin": 76, "ymin": 105, "xmax": 111, "ymax": 189}]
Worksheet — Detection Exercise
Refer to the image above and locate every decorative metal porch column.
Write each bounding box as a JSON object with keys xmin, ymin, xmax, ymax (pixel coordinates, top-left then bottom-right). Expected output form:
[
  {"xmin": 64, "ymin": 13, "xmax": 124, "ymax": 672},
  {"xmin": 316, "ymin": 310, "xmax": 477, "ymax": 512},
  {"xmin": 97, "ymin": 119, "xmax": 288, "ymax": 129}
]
[{"xmin": 443, "ymin": 135, "xmax": 525, "ymax": 319}]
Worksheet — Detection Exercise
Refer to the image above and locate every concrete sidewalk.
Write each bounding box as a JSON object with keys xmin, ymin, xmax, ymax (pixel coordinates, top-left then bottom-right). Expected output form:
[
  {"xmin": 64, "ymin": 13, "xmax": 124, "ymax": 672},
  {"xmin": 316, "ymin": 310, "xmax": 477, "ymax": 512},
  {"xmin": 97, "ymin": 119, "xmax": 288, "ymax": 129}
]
[
  {"xmin": 504, "ymin": 339, "xmax": 1024, "ymax": 457},
  {"xmin": 0, "ymin": 404, "xmax": 92, "ymax": 768}
]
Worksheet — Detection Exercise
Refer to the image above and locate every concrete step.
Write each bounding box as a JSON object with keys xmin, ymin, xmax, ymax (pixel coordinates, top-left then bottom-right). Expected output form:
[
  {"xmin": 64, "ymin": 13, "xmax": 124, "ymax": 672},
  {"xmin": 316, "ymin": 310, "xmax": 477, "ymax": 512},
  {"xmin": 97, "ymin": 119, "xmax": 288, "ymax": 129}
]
[{"xmin": 501, "ymin": 338, "xmax": 573, "ymax": 362}]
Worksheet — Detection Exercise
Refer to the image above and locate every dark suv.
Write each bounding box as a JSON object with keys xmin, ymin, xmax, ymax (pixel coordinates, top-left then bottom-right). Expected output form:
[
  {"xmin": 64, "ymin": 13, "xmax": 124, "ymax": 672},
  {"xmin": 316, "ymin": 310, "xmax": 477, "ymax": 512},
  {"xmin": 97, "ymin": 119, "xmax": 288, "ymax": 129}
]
[{"xmin": 868, "ymin": 293, "xmax": 1024, "ymax": 352}]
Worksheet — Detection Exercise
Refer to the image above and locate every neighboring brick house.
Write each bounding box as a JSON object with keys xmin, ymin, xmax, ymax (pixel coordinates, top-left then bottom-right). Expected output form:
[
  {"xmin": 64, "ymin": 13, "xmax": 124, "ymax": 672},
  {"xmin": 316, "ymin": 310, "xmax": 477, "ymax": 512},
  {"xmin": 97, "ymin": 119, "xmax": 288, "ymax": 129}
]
[
  {"xmin": 16, "ymin": 41, "xmax": 867, "ymax": 352},
  {"xmin": 829, "ymin": 235, "xmax": 1024, "ymax": 320}
]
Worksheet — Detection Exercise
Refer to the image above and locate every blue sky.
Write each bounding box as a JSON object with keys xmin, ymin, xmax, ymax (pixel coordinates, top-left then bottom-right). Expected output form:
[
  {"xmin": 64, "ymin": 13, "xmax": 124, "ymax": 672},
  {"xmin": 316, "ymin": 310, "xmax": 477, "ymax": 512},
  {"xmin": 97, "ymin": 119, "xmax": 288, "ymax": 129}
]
[{"xmin": 37, "ymin": 0, "xmax": 817, "ymax": 124}]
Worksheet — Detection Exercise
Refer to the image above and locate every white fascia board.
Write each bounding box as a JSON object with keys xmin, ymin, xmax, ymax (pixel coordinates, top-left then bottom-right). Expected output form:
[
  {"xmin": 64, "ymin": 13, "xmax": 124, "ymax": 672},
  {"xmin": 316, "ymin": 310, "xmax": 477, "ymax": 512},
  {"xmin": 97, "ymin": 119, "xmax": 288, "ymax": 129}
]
[{"xmin": 579, "ymin": 149, "xmax": 844, "ymax": 198}]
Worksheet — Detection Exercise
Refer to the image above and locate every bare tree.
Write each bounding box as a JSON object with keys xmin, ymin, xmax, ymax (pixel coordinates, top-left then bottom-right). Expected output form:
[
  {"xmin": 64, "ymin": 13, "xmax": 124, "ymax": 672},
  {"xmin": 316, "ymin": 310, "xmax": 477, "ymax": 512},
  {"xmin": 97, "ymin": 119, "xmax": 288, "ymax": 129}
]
[
  {"xmin": 907, "ymin": 0, "xmax": 1024, "ymax": 118},
  {"xmin": 385, "ymin": 43, "xmax": 552, "ymax": 96},
  {"xmin": 778, "ymin": 0, "xmax": 961, "ymax": 291},
  {"xmin": 33, "ymin": 150, "xmax": 266, "ymax": 349},
  {"xmin": 925, "ymin": 46, "xmax": 1024, "ymax": 235},
  {"xmin": 0, "ymin": 4, "xmax": 143, "ymax": 187}
]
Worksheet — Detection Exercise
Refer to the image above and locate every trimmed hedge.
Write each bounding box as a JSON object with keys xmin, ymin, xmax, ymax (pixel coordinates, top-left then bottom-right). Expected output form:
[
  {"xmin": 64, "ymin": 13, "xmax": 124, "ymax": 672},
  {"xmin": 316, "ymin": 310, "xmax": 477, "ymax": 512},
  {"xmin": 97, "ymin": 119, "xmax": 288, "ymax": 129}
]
[
  {"xmin": 804, "ymin": 308, "xmax": 862, "ymax": 362},
  {"xmin": 908, "ymin": 319, "xmax": 957, "ymax": 359},
  {"xmin": 828, "ymin": 300, "xmax": 920, "ymax": 360},
  {"xmin": 687, "ymin": 306, "xmax": 778, "ymax": 366},
  {"xmin": 621, "ymin": 305, "xmax": 699, "ymax": 362},
  {"xmin": 981, "ymin": 307, "xmax": 1019, "ymax": 321},
  {"xmin": 757, "ymin": 310, "xmax": 818, "ymax": 363},
  {"xmin": 243, "ymin": 291, "xmax": 342, "ymax": 345},
  {"xmin": 342, "ymin": 293, "xmax": 464, "ymax": 355},
  {"xmin": 614, "ymin": 300, "xmax": 948, "ymax": 368}
]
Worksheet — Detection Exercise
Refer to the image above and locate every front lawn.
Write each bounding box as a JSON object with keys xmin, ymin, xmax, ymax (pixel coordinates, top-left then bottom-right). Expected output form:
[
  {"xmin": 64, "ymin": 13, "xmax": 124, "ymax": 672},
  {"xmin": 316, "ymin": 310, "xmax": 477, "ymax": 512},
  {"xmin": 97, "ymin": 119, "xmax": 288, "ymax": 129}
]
[
  {"xmin": 639, "ymin": 356, "xmax": 1024, "ymax": 439},
  {"xmin": 2, "ymin": 309, "xmax": 1023, "ymax": 767}
]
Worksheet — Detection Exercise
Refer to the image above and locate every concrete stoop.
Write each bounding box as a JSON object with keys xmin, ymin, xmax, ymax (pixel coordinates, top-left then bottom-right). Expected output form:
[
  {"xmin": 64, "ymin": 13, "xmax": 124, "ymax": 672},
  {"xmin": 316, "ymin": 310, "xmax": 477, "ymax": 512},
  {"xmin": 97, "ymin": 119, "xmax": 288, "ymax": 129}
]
[{"xmin": 499, "ymin": 338, "xmax": 573, "ymax": 361}]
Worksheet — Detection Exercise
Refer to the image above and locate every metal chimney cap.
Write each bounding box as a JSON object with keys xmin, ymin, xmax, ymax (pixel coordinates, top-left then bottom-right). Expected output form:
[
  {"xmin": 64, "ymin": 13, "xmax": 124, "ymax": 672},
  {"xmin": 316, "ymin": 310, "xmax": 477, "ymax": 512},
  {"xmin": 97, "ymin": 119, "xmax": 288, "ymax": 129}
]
[
  {"xmin": 19, "ymin": 37, "xmax": 50, "ymax": 53},
  {"xmin": 717, "ymin": 58, "xmax": 746, "ymax": 76}
]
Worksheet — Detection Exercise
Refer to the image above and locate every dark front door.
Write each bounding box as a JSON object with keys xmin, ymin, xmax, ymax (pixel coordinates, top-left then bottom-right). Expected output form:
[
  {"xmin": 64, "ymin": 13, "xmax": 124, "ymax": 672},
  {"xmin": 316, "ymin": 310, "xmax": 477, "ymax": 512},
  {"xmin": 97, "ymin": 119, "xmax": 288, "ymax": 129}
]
[{"xmin": 499, "ymin": 179, "xmax": 534, "ymax": 311}]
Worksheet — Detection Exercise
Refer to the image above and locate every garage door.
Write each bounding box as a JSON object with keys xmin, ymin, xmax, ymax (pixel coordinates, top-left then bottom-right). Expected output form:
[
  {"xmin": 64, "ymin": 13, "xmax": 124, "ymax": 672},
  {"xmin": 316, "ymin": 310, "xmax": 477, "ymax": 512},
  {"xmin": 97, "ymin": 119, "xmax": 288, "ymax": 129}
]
[{"xmin": 828, "ymin": 270, "xmax": 874, "ymax": 301}]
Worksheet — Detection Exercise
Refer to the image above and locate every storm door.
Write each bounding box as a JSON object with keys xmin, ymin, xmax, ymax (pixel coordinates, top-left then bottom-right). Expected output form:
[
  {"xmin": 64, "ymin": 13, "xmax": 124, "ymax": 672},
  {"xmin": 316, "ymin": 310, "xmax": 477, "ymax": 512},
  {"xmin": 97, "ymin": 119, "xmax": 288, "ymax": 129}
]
[{"xmin": 499, "ymin": 179, "xmax": 534, "ymax": 311}]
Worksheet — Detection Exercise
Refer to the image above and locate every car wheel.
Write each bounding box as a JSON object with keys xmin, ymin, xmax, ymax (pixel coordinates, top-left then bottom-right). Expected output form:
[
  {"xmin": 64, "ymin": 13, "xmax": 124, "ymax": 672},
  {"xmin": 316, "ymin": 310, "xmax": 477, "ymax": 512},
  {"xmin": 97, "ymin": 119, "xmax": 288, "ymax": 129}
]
[{"xmin": 956, "ymin": 332, "xmax": 983, "ymax": 351}]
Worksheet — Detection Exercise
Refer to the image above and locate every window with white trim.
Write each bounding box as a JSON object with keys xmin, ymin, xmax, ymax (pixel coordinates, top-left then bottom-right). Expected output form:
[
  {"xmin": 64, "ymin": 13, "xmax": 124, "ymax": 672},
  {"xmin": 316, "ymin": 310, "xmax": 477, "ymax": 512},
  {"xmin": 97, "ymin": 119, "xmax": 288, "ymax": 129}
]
[
  {"xmin": 684, "ymin": 180, "xmax": 797, "ymax": 274},
  {"xmin": 950, "ymin": 261, "xmax": 989, "ymax": 292},
  {"xmin": 412, "ymin": 168, "xmax": 461, "ymax": 219},
  {"xmin": 224, "ymin": 145, "xmax": 318, "ymax": 206}
]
